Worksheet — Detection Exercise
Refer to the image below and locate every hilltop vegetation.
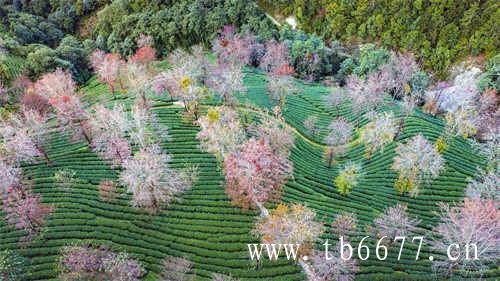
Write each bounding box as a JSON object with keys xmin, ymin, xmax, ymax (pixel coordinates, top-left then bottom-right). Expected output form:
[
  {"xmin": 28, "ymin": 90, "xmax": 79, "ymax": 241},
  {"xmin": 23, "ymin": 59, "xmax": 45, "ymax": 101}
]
[{"xmin": 0, "ymin": 1, "xmax": 499, "ymax": 281}]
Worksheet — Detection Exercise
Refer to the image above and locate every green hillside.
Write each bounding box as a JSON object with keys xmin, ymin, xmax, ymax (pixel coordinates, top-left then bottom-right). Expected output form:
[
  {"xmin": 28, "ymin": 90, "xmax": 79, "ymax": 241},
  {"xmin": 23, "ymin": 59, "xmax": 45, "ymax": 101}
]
[{"xmin": 0, "ymin": 67, "xmax": 496, "ymax": 281}]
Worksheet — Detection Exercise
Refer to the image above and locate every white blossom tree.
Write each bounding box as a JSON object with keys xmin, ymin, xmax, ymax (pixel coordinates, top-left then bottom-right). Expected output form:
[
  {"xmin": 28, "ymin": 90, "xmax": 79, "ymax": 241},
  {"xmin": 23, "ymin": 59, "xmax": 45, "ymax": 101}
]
[
  {"xmin": 392, "ymin": 134, "xmax": 445, "ymax": 196},
  {"xmin": 359, "ymin": 111, "xmax": 397, "ymax": 159},
  {"xmin": 196, "ymin": 107, "xmax": 246, "ymax": 160},
  {"xmin": 89, "ymin": 104, "xmax": 132, "ymax": 167},
  {"xmin": 119, "ymin": 145, "xmax": 192, "ymax": 212},
  {"xmin": 324, "ymin": 118, "xmax": 354, "ymax": 166},
  {"xmin": 373, "ymin": 204, "xmax": 420, "ymax": 241}
]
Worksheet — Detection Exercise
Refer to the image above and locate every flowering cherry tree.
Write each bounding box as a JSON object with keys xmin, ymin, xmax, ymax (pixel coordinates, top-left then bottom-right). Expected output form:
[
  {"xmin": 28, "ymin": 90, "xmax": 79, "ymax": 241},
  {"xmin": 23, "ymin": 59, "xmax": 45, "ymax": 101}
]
[
  {"xmin": 2, "ymin": 185, "xmax": 53, "ymax": 242},
  {"xmin": 125, "ymin": 62, "xmax": 153, "ymax": 108},
  {"xmin": 392, "ymin": 134, "xmax": 445, "ymax": 196},
  {"xmin": 89, "ymin": 104, "xmax": 131, "ymax": 167},
  {"xmin": 323, "ymin": 87, "xmax": 347, "ymax": 117},
  {"xmin": 119, "ymin": 145, "xmax": 192, "ymax": 212},
  {"xmin": 0, "ymin": 110, "xmax": 51, "ymax": 165},
  {"xmin": 260, "ymin": 40, "xmax": 289, "ymax": 72},
  {"xmin": 303, "ymin": 116, "xmax": 320, "ymax": 137},
  {"xmin": 430, "ymin": 199, "xmax": 499, "ymax": 277},
  {"xmin": 331, "ymin": 212, "xmax": 357, "ymax": 238},
  {"xmin": 21, "ymin": 91, "xmax": 50, "ymax": 117},
  {"xmin": 130, "ymin": 45, "xmax": 156, "ymax": 67},
  {"xmin": 372, "ymin": 204, "xmax": 420, "ymax": 242},
  {"xmin": 378, "ymin": 52, "xmax": 419, "ymax": 98},
  {"xmin": 33, "ymin": 69, "xmax": 91, "ymax": 144},
  {"xmin": 128, "ymin": 104, "xmax": 169, "ymax": 148},
  {"xmin": 254, "ymin": 204, "xmax": 323, "ymax": 257},
  {"xmin": 466, "ymin": 170, "xmax": 499, "ymax": 202},
  {"xmin": 91, "ymin": 51, "xmax": 124, "ymax": 99},
  {"xmin": 266, "ymin": 64, "xmax": 297, "ymax": 109},
  {"xmin": 0, "ymin": 160, "xmax": 21, "ymax": 192},
  {"xmin": 359, "ymin": 111, "xmax": 397, "ymax": 159},
  {"xmin": 469, "ymin": 129, "xmax": 499, "ymax": 171},
  {"xmin": 224, "ymin": 138, "xmax": 293, "ymax": 214},
  {"xmin": 160, "ymin": 256, "xmax": 194, "ymax": 281},
  {"xmin": 310, "ymin": 245, "xmax": 360, "ymax": 281},
  {"xmin": 205, "ymin": 61, "xmax": 246, "ymax": 105},
  {"xmin": 196, "ymin": 107, "xmax": 246, "ymax": 160},
  {"xmin": 345, "ymin": 73, "xmax": 387, "ymax": 114},
  {"xmin": 212, "ymin": 25, "xmax": 251, "ymax": 66},
  {"xmin": 60, "ymin": 244, "xmax": 144, "ymax": 281},
  {"xmin": 153, "ymin": 51, "xmax": 207, "ymax": 119},
  {"xmin": 251, "ymin": 115, "xmax": 295, "ymax": 158},
  {"xmin": 324, "ymin": 117, "xmax": 354, "ymax": 166}
]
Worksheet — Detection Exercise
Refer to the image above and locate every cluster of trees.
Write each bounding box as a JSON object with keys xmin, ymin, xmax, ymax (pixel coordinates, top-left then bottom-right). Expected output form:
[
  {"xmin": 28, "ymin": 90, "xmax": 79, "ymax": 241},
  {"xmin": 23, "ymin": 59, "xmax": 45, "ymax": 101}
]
[
  {"xmin": 59, "ymin": 244, "xmax": 145, "ymax": 281},
  {"xmin": 260, "ymin": 0, "xmax": 499, "ymax": 78}
]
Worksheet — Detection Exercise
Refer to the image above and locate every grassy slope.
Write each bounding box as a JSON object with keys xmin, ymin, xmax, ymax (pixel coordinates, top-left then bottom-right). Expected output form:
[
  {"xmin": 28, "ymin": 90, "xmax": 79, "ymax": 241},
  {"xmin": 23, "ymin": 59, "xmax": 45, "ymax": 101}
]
[{"xmin": 0, "ymin": 66, "xmax": 498, "ymax": 281}]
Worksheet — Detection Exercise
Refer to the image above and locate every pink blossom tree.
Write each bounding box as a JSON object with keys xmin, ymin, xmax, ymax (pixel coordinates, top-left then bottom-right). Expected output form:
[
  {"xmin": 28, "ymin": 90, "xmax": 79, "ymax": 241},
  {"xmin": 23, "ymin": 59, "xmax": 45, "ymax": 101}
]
[
  {"xmin": 130, "ymin": 45, "xmax": 156, "ymax": 67},
  {"xmin": 254, "ymin": 204, "xmax": 323, "ymax": 258},
  {"xmin": 224, "ymin": 138, "xmax": 293, "ymax": 214},
  {"xmin": 378, "ymin": 52, "xmax": 419, "ymax": 98},
  {"xmin": 92, "ymin": 52, "xmax": 124, "ymax": 99},
  {"xmin": 372, "ymin": 204, "xmax": 420, "ymax": 242},
  {"xmin": 119, "ymin": 145, "xmax": 192, "ymax": 213},
  {"xmin": 21, "ymin": 91, "xmax": 51, "ymax": 117},
  {"xmin": 212, "ymin": 25, "xmax": 251, "ymax": 66},
  {"xmin": 0, "ymin": 110, "xmax": 51, "ymax": 165},
  {"xmin": 260, "ymin": 40, "xmax": 289, "ymax": 72},
  {"xmin": 124, "ymin": 62, "xmax": 154, "ymax": 108},
  {"xmin": 392, "ymin": 134, "xmax": 445, "ymax": 196},
  {"xmin": 251, "ymin": 115, "xmax": 295, "ymax": 158},
  {"xmin": 60, "ymin": 244, "xmax": 144, "ymax": 281},
  {"xmin": 331, "ymin": 212, "xmax": 357, "ymax": 238},
  {"xmin": 196, "ymin": 106, "xmax": 246, "ymax": 160},
  {"xmin": 2, "ymin": 185, "xmax": 53, "ymax": 242},
  {"xmin": 266, "ymin": 65, "xmax": 297, "ymax": 109},
  {"xmin": 430, "ymin": 199, "xmax": 499, "ymax": 277},
  {"xmin": 323, "ymin": 87, "xmax": 347, "ymax": 117},
  {"xmin": 0, "ymin": 160, "xmax": 21, "ymax": 192},
  {"xmin": 205, "ymin": 61, "xmax": 246, "ymax": 105},
  {"xmin": 89, "ymin": 104, "xmax": 131, "ymax": 167},
  {"xmin": 153, "ymin": 48, "xmax": 207, "ymax": 119},
  {"xmin": 310, "ymin": 245, "xmax": 360, "ymax": 281},
  {"xmin": 345, "ymin": 72, "xmax": 388, "ymax": 114},
  {"xmin": 34, "ymin": 69, "xmax": 91, "ymax": 144},
  {"xmin": 324, "ymin": 117, "xmax": 354, "ymax": 167}
]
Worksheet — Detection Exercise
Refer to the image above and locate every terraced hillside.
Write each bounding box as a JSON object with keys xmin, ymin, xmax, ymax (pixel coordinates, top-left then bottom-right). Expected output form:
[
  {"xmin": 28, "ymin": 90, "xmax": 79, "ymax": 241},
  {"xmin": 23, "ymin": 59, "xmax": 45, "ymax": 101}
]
[{"xmin": 0, "ymin": 67, "xmax": 497, "ymax": 281}]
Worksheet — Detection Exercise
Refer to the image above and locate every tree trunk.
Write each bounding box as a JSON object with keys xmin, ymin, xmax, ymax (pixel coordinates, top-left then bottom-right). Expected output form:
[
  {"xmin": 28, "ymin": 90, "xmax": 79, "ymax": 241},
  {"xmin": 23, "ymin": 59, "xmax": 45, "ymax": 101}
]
[
  {"xmin": 109, "ymin": 83, "xmax": 116, "ymax": 100},
  {"xmin": 394, "ymin": 118, "xmax": 405, "ymax": 140},
  {"xmin": 37, "ymin": 145, "xmax": 52, "ymax": 167},
  {"xmin": 255, "ymin": 202, "xmax": 269, "ymax": 217},
  {"xmin": 299, "ymin": 260, "xmax": 316, "ymax": 280},
  {"xmin": 80, "ymin": 121, "xmax": 92, "ymax": 145}
]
